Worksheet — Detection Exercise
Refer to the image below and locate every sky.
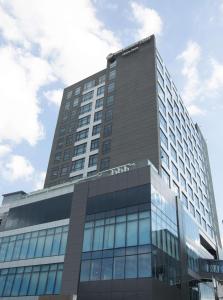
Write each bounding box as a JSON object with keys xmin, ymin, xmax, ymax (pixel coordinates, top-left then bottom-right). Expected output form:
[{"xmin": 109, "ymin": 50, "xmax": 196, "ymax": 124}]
[{"xmin": 0, "ymin": 0, "xmax": 223, "ymax": 235}]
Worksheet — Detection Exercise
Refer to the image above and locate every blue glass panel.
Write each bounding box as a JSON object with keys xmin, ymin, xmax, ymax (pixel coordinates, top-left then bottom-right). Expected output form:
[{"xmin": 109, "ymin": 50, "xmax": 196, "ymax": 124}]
[
  {"xmin": 138, "ymin": 253, "xmax": 151, "ymax": 278},
  {"xmin": 35, "ymin": 236, "xmax": 45, "ymax": 258},
  {"xmin": 103, "ymin": 225, "xmax": 114, "ymax": 249},
  {"xmin": 80, "ymin": 260, "xmax": 91, "ymax": 282},
  {"xmin": 0, "ymin": 243, "xmax": 8, "ymax": 262},
  {"xmin": 28, "ymin": 272, "xmax": 39, "ymax": 295},
  {"xmin": 11, "ymin": 274, "xmax": 22, "ymax": 296},
  {"xmin": 83, "ymin": 228, "xmax": 93, "ymax": 252},
  {"xmin": 101, "ymin": 258, "xmax": 113, "ymax": 280},
  {"xmin": 139, "ymin": 218, "xmax": 150, "ymax": 245},
  {"xmin": 3, "ymin": 274, "xmax": 14, "ymax": 296},
  {"xmin": 0, "ymin": 275, "xmax": 7, "ymax": 296},
  {"xmin": 113, "ymin": 256, "xmax": 125, "ymax": 279},
  {"xmin": 90, "ymin": 259, "xmax": 101, "ymax": 281},
  {"xmin": 125, "ymin": 255, "xmax": 137, "ymax": 278},
  {"xmin": 27, "ymin": 237, "xmax": 37, "ymax": 258},
  {"xmin": 45, "ymin": 271, "xmax": 56, "ymax": 294},
  {"xmin": 19, "ymin": 273, "xmax": 31, "ymax": 295},
  {"xmin": 59, "ymin": 232, "xmax": 68, "ymax": 255},
  {"xmin": 51, "ymin": 233, "xmax": 61, "ymax": 256},
  {"xmin": 12, "ymin": 240, "xmax": 23, "ymax": 260},
  {"xmin": 115, "ymin": 223, "xmax": 126, "ymax": 248},
  {"xmin": 5, "ymin": 241, "xmax": 14, "ymax": 261},
  {"xmin": 54, "ymin": 270, "xmax": 63, "ymax": 294},
  {"xmin": 20, "ymin": 239, "xmax": 30, "ymax": 259},
  {"xmin": 43, "ymin": 235, "xmax": 54, "ymax": 257},
  {"xmin": 127, "ymin": 221, "xmax": 138, "ymax": 246},
  {"xmin": 36, "ymin": 272, "xmax": 48, "ymax": 295},
  {"xmin": 93, "ymin": 227, "xmax": 104, "ymax": 251}
]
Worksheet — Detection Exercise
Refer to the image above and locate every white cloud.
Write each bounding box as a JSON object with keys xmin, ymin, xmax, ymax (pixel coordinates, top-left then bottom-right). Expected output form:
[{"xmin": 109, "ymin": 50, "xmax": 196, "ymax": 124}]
[
  {"xmin": 177, "ymin": 41, "xmax": 201, "ymax": 104},
  {"xmin": 0, "ymin": 144, "xmax": 11, "ymax": 157},
  {"xmin": 33, "ymin": 171, "xmax": 46, "ymax": 190},
  {"xmin": 0, "ymin": 0, "xmax": 121, "ymax": 147},
  {"xmin": 206, "ymin": 59, "xmax": 223, "ymax": 92},
  {"xmin": 130, "ymin": 1, "xmax": 163, "ymax": 39},
  {"xmin": 3, "ymin": 155, "xmax": 34, "ymax": 181},
  {"xmin": 177, "ymin": 41, "xmax": 223, "ymax": 115},
  {"xmin": 188, "ymin": 104, "xmax": 206, "ymax": 116},
  {"xmin": 44, "ymin": 89, "xmax": 63, "ymax": 106}
]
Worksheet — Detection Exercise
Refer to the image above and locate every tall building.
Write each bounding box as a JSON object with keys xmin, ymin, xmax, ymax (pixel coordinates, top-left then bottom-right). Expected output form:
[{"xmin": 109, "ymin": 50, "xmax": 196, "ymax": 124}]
[{"xmin": 0, "ymin": 35, "xmax": 223, "ymax": 300}]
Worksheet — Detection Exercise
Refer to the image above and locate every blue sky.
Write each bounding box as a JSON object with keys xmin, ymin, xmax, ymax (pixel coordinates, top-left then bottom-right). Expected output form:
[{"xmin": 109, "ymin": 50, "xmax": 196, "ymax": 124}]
[{"xmin": 0, "ymin": 0, "xmax": 223, "ymax": 235}]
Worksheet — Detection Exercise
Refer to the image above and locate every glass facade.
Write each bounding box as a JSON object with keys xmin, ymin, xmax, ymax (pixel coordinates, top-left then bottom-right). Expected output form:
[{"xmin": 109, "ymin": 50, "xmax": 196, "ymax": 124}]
[
  {"xmin": 80, "ymin": 204, "xmax": 151, "ymax": 282},
  {"xmin": 156, "ymin": 51, "xmax": 214, "ymax": 242},
  {"xmin": 0, "ymin": 225, "xmax": 68, "ymax": 262},
  {"xmin": 0, "ymin": 263, "xmax": 63, "ymax": 297}
]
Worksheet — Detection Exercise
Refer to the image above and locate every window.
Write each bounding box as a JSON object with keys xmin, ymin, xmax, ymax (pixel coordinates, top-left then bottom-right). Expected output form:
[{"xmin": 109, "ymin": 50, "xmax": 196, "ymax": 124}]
[
  {"xmin": 90, "ymin": 139, "xmax": 99, "ymax": 151},
  {"xmin": 79, "ymin": 103, "xmax": 92, "ymax": 115},
  {"xmin": 100, "ymin": 157, "xmax": 110, "ymax": 171},
  {"xmin": 109, "ymin": 69, "xmax": 116, "ymax": 80},
  {"xmin": 65, "ymin": 135, "xmax": 74, "ymax": 146},
  {"xmin": 54, "ymin": 152, "xmax": 62, "ymax": 163},
  {"xmin": 74, "ymin": 143, "xmax": 87, "ymax": 156},
  {"xmin": 169, "ymin": 128, "xmax": 176, "ymax": 145},
  {"xmin": 82, "ymin": 90, "xmax": 94, "ymax": 102},
  {"xmin": 189, "ymin": 202, "xmax": 195, "ymax": 217},
  {"xmin": 108, "ymin": 82, "xmax": 115, "ymax": 93},
  {"xmin": 97, "ymin": 86, "xmax": 105, "ymax": 96},
  {"xmin": 170, "ymin": 145, "xmax": 177, "ymax": 162},
  {"xmin": 51, "ymin": 168, "xmax": 59, "ymax": 178},
  {"xmin": 60, "ymin": 165, "xmax": 69, "ymax": 176},
  {"xmin": 179, "ymin": 157, "xmax": 185, "ymax": 172},
  {"xmin": 56, "ymin": 138, "xmax": 64, "ymax": 149},
  {"xmin": 177, "ymin": 142, "xmax": 183, "ymax": 157},
  {"xmin": 92, "ymin": 124, "xmax": 101, "ymax": 135},
  {"xmin": 83, "ymin": 80, "xmax": 95, "ymax": 91},
  {"xmin": 106, "ymin": 95, "xmax": 114, "ymax": 106},
  {"xmin": 160, "ymin": 113, "xmax": 167, "ymax": 131},
  {"xmin": 171, "ymin": 162, "xmax": 178, "ymax": 180},
  {"xmin": 158, "ymin": 84, "xmax": 165, "ymax": 102},
  {"xmin": 94, "ymin": 110, "xmax": 103, "ymax": 122},
  {"xmin": 76, "ymin": 129, "xmax": 89, "ymax": 141},
  {"xmin": 103, "ymin": 123, "xmax": 112, "ymax": 137},
  {"xmin": 162, "ymin": 168, "xmax": 170, "ymax": 187},
  {"xmin": 180, "ymin": 175, "xmax": 186, "ymax": 191},
  {"xmin": 165, "ymin": 73, "xmax": 171, "ymax": 90},
  {"xmin": 182, "ymin": 193, "xmax": 188, "ymax": 208},
  {"xmin": 105, "ymin": 109, "xmax": 113, "ymax": 121},
  {"xmin": 99, "ymin": 74, "xmax": 106, "ymax": 84},
  {"xmin": 74, "ymin": 87, "xmax": 81, "ymax": 96},
  {"xmin": 0, "ymin": 263, "xmax": 64, "ymax": 297},
  {"xmin": 161, "ymin": 147, "xmax": 169, "ymax": 168},
  {"xmin": 157, "ymin": 70, "xmax": 164, "ymax": 87},
  {"xmin": 88, "ymin": 154, "xmax": 98, "ymax": 167},
  {"xmin": 63, "ymin": 149, "xmax": 71, "ymax": 161},
  {"xmin": 160, "ymin": 129, "xmax": 168, "ymax": 149},
  {"xmin": 159, "ymin": 98, "xmax": 166, "ymax": 115},
  {"xmin": 73, "ymin": 98, "xmax": 79, "ymax": 107},
  {"xmin": 77, "ymin": 115, "xmax": 90, "ymax": 128},
  {"xmin": 95, "ymin": 98, "xmax": 103, "ymax": 109},
  {"xmin": 72, "ymin": 158, "xmax": 85, "ymax": 171},
  {"xmin": 196, "ymin": 210, "xmax": 201, "ymax": 224},
  {"xmin": 167, "ymin": 100, "xmax": 173, "ymax": 114},
  {"xmin": 102, "ymin": 140, "xmax": 111, "ymax": 154},
  {"xmin": 66, "ymin": 90, "xmax": 72, "ymax": 99}
]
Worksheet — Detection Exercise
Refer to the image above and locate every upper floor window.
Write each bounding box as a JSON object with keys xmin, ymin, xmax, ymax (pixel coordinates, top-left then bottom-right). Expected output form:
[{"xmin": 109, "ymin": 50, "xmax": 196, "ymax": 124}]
[
  {"xmin": 103, "ymin": 123, "xmax": 112, "ymax": 137},
  {"xmin": 74, "ymin": 87, "xmax": 81, "ymax": 96},
  {"xmin": 102, "ymin": 139, "xmax": 111, "ymax": 154},
  {"xmin": 94, "ymin": 110, "xmax": 103, "ymax": 122},
  {"xmin": 88, "ymin": 154, "xmax": 98, "ymax": 167},
  {"xmin": 109, "ymin": 69, "xmax": 116, "ymax": 80},
  {"xmin": 72, "ymin": 158, "xmax": 85, "ymax": 171},
  {"xmin": 79, "ymin": 103, "xmax": 92, "ymax": 115},
  {"xmin": 109, "ymin": 60, "xmax": 117, "ymax": 68},
  {"xmin": 100, "ymin": 157, "xmax": 110, "ymax": 171},
  {"xmin": 90, "ymin": 138, "xmax": 100, "ymax": 151},
  {"xmin": 78, "ymin": 115, "xmax": 91, "ymax": 128},
  {"xmin": 82, "ymin": 91, "xmax": 94, "ymax": 103},
  {"xmin": 76, "ymin": 129, "xmax": 89, "ymax": 141},
  {"xmin": 97, "ymin": 86, "xmax": 105, "ymax": 96},
  {"xmin": 95, "ymin": 98, "xmax": 104, "ymax": 109},
  {"xmin": 66, "ymin": 90, "xmax": 72, "ymax": 99},
  {"xmin": 92, "ymin": 124, "xmax": 101, "ymax": 136},
  {"xmin": 83, "ymin": 80, "xmax": 95, "ymax": 91},
  {"xmin": 74, "ymin": 143, "xmax": 87, "ymax": 156},
  {"xmin": 99, "ymin": 74, "xmax": 106, "ymax": 84},
  {"xmin": 108, "ymin": 82, "xmax": 115, "ymax": 93}
]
